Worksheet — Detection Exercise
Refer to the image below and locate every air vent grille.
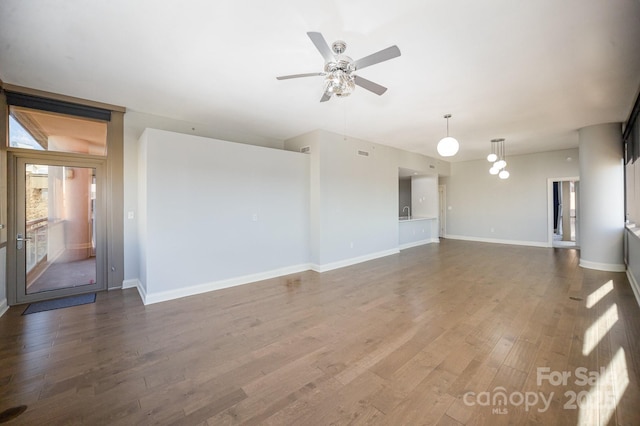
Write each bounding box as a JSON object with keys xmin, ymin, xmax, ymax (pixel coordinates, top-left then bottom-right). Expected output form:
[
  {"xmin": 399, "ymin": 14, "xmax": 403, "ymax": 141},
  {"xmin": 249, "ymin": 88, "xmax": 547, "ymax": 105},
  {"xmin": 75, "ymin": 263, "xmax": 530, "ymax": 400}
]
[
  {"xmin": 357, "ymin": 150, "xmax": 370, "ymax": 157},
  {"xmin": 300, "ymin": 146, "xmax": 311, "ymax": 154}
]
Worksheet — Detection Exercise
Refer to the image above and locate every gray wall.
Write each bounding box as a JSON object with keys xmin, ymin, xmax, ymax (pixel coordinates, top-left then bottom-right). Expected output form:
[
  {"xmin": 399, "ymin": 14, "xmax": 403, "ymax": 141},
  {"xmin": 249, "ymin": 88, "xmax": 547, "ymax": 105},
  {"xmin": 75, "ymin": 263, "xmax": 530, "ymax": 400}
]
[
  {"xmin": 137, "ymin": 128, "xmax": 309, "ymax": 303},
  {"xmin": 285, "ymin": 130, "xmax": 440, "ymax": 268},
  {"xmin": 399, "ymin": 178, "xmax": 411, "ymax": 216},
  {"xmin": 442, "ymin": 148, "xmax": 579, "ymax": 245}
]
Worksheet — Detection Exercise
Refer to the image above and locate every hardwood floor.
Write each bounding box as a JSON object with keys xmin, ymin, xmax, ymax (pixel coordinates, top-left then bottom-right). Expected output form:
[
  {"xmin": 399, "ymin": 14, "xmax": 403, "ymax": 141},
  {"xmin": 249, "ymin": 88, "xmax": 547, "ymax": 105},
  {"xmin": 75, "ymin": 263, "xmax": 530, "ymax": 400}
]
[{"xmin": 1, "ymin": 240, "xmax": 639, "ymax": 425}]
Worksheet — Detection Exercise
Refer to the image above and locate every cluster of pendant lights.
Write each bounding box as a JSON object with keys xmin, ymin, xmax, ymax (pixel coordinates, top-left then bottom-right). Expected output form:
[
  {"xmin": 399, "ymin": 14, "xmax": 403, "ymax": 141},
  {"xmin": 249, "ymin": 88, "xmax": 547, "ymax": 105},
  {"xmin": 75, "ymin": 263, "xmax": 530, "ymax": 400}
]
[
  {"xmin": 435, "ymin": 114, "xmax": 510, "ymax": 179},
  {"xmin": 487, "ymin": 138, "xmax": 510, "ymax": 179}
]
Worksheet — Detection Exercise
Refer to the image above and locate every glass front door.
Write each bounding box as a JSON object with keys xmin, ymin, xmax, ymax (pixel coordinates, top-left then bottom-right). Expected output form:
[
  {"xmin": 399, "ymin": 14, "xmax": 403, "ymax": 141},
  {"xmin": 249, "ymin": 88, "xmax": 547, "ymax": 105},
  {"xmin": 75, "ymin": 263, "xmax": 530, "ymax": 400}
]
[{"xmin": 14, "ymin": 157, "xmax": 105, "ymax": 303}]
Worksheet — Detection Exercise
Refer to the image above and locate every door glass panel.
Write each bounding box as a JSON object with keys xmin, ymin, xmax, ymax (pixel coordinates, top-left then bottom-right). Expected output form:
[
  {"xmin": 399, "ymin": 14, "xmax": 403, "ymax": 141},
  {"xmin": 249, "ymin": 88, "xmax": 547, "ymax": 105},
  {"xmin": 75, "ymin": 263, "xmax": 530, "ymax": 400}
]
[{"xmin": 25, "ymin": 163, "xmax": 97, "ymax": 294}]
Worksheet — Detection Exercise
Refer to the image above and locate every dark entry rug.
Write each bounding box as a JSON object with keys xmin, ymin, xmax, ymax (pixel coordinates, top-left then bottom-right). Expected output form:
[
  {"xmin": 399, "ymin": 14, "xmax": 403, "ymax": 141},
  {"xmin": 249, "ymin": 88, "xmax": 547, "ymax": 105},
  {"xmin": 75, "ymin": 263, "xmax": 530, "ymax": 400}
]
[{"xmin": 22, "ymin": 293, "xmax": 96, "ymax": 315}]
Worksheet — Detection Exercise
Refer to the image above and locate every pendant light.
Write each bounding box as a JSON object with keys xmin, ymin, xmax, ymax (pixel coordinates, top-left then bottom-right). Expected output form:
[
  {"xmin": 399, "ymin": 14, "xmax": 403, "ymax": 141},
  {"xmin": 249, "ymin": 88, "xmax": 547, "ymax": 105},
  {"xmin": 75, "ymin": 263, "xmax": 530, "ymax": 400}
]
[
  {"xmin": 487, "ymin": 138, "xmax": 510, "ymax": 179},
  {"xmin": 437, "ymin": 114, "xmax": 459, "ymax": 157}
]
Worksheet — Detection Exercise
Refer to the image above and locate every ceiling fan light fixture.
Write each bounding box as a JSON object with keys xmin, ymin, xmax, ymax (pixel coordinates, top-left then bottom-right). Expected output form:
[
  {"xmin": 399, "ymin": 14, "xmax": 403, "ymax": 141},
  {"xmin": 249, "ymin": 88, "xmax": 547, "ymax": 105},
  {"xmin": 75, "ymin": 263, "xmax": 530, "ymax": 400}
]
[
  {"xmin": 326, "ymin": 70, "xmax": 355, "ymax": 97},
  {"xmin": 437, "ymin": 114, "xmax": 459, "ymax": 157},
  {"xmin": 277, "ymin": 32, "xmax": 401, "ymax": 102}
]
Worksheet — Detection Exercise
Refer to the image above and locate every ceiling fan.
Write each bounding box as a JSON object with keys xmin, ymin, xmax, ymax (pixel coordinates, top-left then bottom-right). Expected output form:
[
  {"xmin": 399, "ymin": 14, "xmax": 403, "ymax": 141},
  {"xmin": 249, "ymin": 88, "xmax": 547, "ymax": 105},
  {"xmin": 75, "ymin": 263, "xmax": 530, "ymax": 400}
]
[{"xmin": 276, "ymin": 32, "xmax": 401, "ymax": 102}]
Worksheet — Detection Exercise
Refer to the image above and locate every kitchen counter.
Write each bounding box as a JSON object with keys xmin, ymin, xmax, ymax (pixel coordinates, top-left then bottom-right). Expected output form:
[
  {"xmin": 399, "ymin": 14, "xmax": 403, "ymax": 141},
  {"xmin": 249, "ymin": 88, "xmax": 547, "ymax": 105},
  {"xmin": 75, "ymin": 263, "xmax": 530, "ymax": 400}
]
[{"xmin": 398, "ymin": 216, "xmax": 437, "ymax": 222}]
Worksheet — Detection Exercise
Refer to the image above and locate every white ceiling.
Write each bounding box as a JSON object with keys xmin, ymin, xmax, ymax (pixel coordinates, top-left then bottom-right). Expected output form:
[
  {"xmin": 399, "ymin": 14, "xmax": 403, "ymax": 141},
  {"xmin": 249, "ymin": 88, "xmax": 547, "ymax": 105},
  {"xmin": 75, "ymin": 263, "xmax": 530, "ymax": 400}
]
[{"xmin": 1, "ymin": 0, "xmax": 639, "ymax": 161}]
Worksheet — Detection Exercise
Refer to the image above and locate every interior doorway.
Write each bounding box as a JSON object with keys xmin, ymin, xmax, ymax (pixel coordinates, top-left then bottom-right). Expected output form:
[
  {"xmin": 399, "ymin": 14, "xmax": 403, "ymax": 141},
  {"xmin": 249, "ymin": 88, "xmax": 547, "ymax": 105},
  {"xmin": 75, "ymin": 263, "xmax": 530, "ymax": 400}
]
[{"xmin": 548, "ymin": 177, "xmax": 579, "ymax": 248}]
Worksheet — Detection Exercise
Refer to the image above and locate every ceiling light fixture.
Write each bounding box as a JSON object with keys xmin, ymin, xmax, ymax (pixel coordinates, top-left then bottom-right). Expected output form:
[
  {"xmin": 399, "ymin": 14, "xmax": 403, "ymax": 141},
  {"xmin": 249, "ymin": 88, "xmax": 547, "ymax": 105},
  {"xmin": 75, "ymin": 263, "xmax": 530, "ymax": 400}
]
[
  {"xmin": 437, "ymin": 114, "xmax": 459, "ymax": 157},
  {"xmin": 488, "ymin": 138, "xmax": 510, "ymax": 179}
]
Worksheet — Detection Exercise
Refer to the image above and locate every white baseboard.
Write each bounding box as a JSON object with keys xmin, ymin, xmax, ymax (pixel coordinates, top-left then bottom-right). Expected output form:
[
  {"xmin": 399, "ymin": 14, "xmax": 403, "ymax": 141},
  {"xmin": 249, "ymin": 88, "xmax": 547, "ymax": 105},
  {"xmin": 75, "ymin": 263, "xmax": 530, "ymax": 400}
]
[
  {"xmin": 625, "ymin": 269, "xmax": 640, "ymax": 309},
  {"xmin": 445, "ymin": 234, "xmax": 548, "ymax": 248},
  {"xmin": 0, "ymin": 298, "xmax": 8, "ymax": 318},
  {"xmin": 310, "ymin": 249, "xmax": 399, "ymax": 273},
  {"xmin": 143, "ymin": 264, "xmax": 311, "ymax": 305},
  {"xmin": 399, "ymin": 238, "xmax": 439, "ymax": 251},
  {"xmin": 579, "ymin": 259, "xmax": 626, "ymax": 272},
  {"xmin": 122, "ymin": 279, "xmax": 139, "ymax": 289},
  {"xmin": 128, "ymin": 248, "xmax": 402, "ymax": 305}
]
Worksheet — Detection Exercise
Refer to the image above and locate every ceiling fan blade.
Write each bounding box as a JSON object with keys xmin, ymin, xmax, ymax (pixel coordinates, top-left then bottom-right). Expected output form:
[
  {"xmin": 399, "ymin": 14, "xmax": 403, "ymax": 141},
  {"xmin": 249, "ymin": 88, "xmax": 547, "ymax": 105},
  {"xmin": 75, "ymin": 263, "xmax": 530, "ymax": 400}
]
[
  {"xmin": 353, "ymin": 45, "xmax": 401, "ymax": 71},
  {"xmin": 307, "ymin": 32, "xmax": 335, "ymax": 63},
  {"xmin": 320, "ymin": 90, "xmax": 332, "ymax": 102},
  {"xmin": 354, "ymin": 75, "xmax": 387, "ymax": 96},
  {"xmin": 276, "ymin": 72, "xmax": 324, "ymax": 80}
]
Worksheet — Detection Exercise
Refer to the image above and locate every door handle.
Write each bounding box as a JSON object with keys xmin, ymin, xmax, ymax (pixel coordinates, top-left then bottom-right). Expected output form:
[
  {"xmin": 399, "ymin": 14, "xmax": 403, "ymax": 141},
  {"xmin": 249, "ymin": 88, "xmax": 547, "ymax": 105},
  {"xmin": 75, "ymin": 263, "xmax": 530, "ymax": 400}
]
[{"xmin": 16, "ymin": 233, "xmax": 31, "ymax": 250}]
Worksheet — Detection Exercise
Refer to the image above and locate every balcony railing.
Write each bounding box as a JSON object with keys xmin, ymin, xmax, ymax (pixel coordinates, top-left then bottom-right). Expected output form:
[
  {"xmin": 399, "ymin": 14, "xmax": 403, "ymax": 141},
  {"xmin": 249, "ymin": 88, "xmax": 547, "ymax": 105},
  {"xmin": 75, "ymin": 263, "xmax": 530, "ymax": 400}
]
[{"xmin": 26, "ymin": 217, "xmax": 48, "ymax": 273}]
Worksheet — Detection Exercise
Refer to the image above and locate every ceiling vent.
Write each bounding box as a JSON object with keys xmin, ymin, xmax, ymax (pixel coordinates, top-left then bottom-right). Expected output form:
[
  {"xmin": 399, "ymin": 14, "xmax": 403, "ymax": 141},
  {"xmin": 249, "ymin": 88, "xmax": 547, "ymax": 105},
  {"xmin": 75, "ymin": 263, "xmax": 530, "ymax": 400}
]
[
  {"xmin": 357, "ymin": 150, "xmax": 370, "ymax": 157},
  {"xmin": 429, "ymin": 164, "xmax": 436, "ymax": 169},
  {"xmin": 300, "ymin": 146, "xmax": 311, "ymax": 154}
]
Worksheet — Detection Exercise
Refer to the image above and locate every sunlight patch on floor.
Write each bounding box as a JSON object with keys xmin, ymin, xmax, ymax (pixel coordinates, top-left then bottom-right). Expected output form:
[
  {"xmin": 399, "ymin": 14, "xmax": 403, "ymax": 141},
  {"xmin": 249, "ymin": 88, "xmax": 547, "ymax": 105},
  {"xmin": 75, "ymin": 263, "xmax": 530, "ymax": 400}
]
[
  {"xmin": 578, "ymin": 347, "xmax": 629, "ymax": 425},
  {"xmin": 586, "ymin": 280, "xmax": 613, "ymax": 309},
  {"xmin": 583, "ymin": 303, "xmax": 618, "ymax": 356}
]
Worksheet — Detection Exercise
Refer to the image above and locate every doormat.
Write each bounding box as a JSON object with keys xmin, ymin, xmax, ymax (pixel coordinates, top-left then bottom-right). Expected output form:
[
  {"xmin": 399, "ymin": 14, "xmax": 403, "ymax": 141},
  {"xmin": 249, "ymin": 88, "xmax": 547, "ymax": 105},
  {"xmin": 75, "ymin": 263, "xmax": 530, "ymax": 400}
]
[{"xmin": 22, "ymin": 293, "xmax": 96, "ymax": 315}]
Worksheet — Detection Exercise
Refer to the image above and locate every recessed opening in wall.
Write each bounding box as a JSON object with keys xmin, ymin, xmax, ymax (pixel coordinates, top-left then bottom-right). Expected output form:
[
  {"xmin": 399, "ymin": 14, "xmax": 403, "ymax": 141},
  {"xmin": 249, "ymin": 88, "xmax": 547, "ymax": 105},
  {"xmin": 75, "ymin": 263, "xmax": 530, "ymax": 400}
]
[
  {"xmin": 398, "ymin": 167, "xmax": 441, "ymax": 248},
  {"xmin": 398, "ymin": 167, "xmax": 439, "ymax": 220},
  {"xmin": 549, "ymin": 178, "xmax": 580, "ymax": 248}
]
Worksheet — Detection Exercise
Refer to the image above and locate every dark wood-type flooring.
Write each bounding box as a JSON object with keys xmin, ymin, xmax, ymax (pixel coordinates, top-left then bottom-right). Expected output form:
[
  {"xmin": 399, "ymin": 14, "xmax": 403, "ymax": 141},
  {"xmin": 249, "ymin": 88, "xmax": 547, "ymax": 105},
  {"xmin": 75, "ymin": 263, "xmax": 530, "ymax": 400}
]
[{"xmin": 1, "ymin": 240, "xmax": 640, "ymax": 425}]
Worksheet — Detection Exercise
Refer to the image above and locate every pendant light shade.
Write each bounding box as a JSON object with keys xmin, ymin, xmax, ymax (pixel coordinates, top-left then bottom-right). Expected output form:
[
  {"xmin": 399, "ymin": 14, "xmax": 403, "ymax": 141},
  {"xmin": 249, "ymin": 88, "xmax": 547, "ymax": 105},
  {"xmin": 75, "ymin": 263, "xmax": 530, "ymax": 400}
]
[
  {"xmin": 437, "ymin": 114, "xmax": 459, "ymax": 157},
  {"xmin": 494, "ymin": 159, "xmax": 507, "ymax": 169},
  {"xmin": 437, "ymin": 136, "xmax": 459, "ymax": 157}
]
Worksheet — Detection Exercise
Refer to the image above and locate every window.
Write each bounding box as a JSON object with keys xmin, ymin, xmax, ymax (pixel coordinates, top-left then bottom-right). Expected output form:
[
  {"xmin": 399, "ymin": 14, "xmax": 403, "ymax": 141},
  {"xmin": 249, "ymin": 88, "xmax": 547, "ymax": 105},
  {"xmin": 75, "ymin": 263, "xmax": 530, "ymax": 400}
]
[
  {"xmin": 8, "ymin": 106, "xmax": 107, "ymax": 156},
  {"xmin": 624, "ymin": 94, "xmax": 640, "ymax": 226}
]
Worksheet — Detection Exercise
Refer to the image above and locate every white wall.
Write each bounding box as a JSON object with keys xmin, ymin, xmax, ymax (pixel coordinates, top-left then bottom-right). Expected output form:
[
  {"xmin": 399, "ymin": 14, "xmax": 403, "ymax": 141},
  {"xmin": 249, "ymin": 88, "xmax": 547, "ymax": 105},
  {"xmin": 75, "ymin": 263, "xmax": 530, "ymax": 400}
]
[
  {"xmin": 411, "ymin": 175, "xmax": 438, "ymax": 218},
  {"xmin": 443, "ymin": 149, "xmax": 579, "ymax": 246},
  {"xmin": 136, "ymin": 131, "xmax": 148, "ymax": 296},
  {"xmin": 125, "ymin": 124, "xmax": 442, "ymax": 303},
  {"xmin": 136, "ymin": 128, "xmax": 309, "ymax": 304},
  {"xmin": 287, "ymin": 130, "xmax": 398, "ymax": 268},
  {"xmin": 285, "ymin": 129, "xmax": 441, "ymax": 269},
  {"xmin": 578, "ymin": 124, "xmax": 624, "ymax": 271},
  {"xmin": 399, "ymin": 219, "xmax": 437, "ymax": 249},
  {"xmin": 317, "ymin": 132, "xmax": 398, "ymax": 266},
  {"xmin": 122, "ymin": 111, "xmax": 284, "ymax": 285},
  {"xmin": 0, "ymin": 248, "xmax": 6, "ymax": 317},
  {"xmin": 625, "ymin": 229, "xmax": 640, "ymax": 307}
]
